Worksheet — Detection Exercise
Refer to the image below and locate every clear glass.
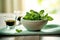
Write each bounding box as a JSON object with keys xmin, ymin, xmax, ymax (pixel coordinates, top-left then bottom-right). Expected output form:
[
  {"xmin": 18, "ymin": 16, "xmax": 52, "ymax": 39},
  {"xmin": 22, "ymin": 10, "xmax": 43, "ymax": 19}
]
[{"xmin": 4, "ymin": 14, "xmax": 17, "ymax": 30}]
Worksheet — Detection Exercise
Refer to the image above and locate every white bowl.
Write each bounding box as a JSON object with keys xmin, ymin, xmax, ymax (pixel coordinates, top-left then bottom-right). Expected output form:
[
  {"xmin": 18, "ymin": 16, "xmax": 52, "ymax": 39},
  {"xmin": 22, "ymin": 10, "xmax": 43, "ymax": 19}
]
[{"xmin": 21, "ymin": 18, "xmax": 48, "ymax": 31}]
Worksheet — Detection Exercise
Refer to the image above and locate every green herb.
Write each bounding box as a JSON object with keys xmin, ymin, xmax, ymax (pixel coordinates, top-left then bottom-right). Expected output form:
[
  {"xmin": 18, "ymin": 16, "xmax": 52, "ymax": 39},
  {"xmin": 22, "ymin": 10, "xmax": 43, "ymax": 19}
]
[
  {"xmin": 47, "ymin": 16, "xmax": 53, "ymax": 21},
  {"xmin": 23, "ymin": 10, "xmax": 53, "ymax": 21},
  {"xmin": 16, "ymin": 29, "xmax": 22, "ymax": 33},
  {"xmin": 39, "ymin": 10, "xmax": 44, "ymax": 15}
]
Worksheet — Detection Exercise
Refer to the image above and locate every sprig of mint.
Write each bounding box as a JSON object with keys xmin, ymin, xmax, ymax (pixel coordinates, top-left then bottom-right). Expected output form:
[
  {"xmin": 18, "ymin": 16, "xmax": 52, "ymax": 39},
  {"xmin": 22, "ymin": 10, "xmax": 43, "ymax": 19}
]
[
  {"xmin": 23, "ymin": 10, "xmax": 53, "ymax": 21},
  {"xmin": 16, "ymin": 29, "xmax": 22, "ymax": 33}
]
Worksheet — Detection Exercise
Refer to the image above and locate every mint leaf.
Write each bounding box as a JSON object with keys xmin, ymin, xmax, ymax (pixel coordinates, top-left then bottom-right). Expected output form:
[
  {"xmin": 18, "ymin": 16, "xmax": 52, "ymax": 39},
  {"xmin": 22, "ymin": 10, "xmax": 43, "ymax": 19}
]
[
  {"xmin": 39, "ymin": 10, "xmax": 44, "ymax": 17},
  {"xmin": 30, "ymin": 10, "xmax": 38, "ymax": 14},
  {"xmin": 16, "ymin": 29, "xmax": 22, "ymax": 33},
  {"xmin": 45, "ymin": 13, "xmax": 48, "ymax": 17},
  {"xmin": 47, "ymin": 16, "xmax": 53, "ymax": 21},
  {"xmin": 40, "ymin": 10, "xmax": 44, "ymax": 14},
  {"xmin": 42, "ymin": 13, "xmax": 48, "ymax": 20}
]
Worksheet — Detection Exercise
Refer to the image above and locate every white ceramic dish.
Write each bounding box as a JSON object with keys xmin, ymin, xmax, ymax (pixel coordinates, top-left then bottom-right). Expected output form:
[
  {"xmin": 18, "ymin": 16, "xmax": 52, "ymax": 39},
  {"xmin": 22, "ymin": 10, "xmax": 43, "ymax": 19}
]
[{"xmin": 21, "ymin": 18, "xmax": 48, "ymax": 31}]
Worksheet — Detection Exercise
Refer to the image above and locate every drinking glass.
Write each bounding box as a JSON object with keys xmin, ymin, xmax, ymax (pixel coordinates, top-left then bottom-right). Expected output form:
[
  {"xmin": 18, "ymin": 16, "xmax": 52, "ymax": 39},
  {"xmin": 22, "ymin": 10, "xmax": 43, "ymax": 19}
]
[{"xmin": 4, "ymin": 14, "xmax": 17, "ymax": 30}]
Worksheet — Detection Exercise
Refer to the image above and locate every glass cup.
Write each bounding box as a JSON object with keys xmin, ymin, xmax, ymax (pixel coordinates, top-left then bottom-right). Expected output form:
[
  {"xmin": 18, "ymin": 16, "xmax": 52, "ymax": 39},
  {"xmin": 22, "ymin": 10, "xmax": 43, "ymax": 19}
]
[
  {"xmin": 4, "ymin": 14, "xmax": 17, "ymax": 30},
  {"xmin": 5, "ymin": 19, "xmax": 16, "ymax": 29}
]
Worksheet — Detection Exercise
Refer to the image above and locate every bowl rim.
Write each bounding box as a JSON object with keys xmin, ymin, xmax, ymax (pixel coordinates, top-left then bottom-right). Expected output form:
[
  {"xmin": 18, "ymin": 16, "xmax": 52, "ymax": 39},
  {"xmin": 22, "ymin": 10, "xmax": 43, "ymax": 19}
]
[{"xmin": 21, "ymin": 18, "xmax": 48, "ymax": 22}]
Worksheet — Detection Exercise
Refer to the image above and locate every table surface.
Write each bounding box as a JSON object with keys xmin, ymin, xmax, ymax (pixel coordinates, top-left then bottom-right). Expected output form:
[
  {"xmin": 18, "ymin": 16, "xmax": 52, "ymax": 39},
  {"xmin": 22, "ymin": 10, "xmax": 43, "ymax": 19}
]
[{"xmin": 0, "ymin": 24, "xmax": 60, "ymax": 37}]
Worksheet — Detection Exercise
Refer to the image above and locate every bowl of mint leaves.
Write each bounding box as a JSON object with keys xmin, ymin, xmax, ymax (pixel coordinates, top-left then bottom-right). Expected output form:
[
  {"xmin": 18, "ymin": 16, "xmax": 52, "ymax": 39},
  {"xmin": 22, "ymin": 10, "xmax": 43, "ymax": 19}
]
[{"xmin": 21, "ymin": 10, "xmax": 53, "ymax": 31}]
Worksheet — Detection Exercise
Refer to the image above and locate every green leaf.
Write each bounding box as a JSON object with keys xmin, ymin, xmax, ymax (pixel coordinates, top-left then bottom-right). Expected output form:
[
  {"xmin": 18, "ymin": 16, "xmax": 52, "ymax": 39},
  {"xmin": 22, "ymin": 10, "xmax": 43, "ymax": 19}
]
[
  {"xmin": 39, "ymin": 10, "xmax": 44, "ymax": 14},
  {"xmin": 16, "ymin": 29, "xmax": 22, "ymax": 33},
  {"xmin": 39, "ymin": 10, "xmax": 44, "ymax": 17},
  {"xmin": 47, "ymin": 16, "xmax": 53, "ymax": 21},
  {"xmin": 25, "ymin": 12, "xmax": 30, "ymax": 17},
  {"xmin": 45, "ymin": 13, "xmax": 48, "ymax": 17},
  {"xmin": 30, "ymin": 10, "xmax": 38, "ymax": 14},
  {"xmin": 42, "ymin": 13, "xmax": 48, "ymax": 20},
  {"xmin": 23, "ymin": 16, "xmax": 29, "ymax": 20}
]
